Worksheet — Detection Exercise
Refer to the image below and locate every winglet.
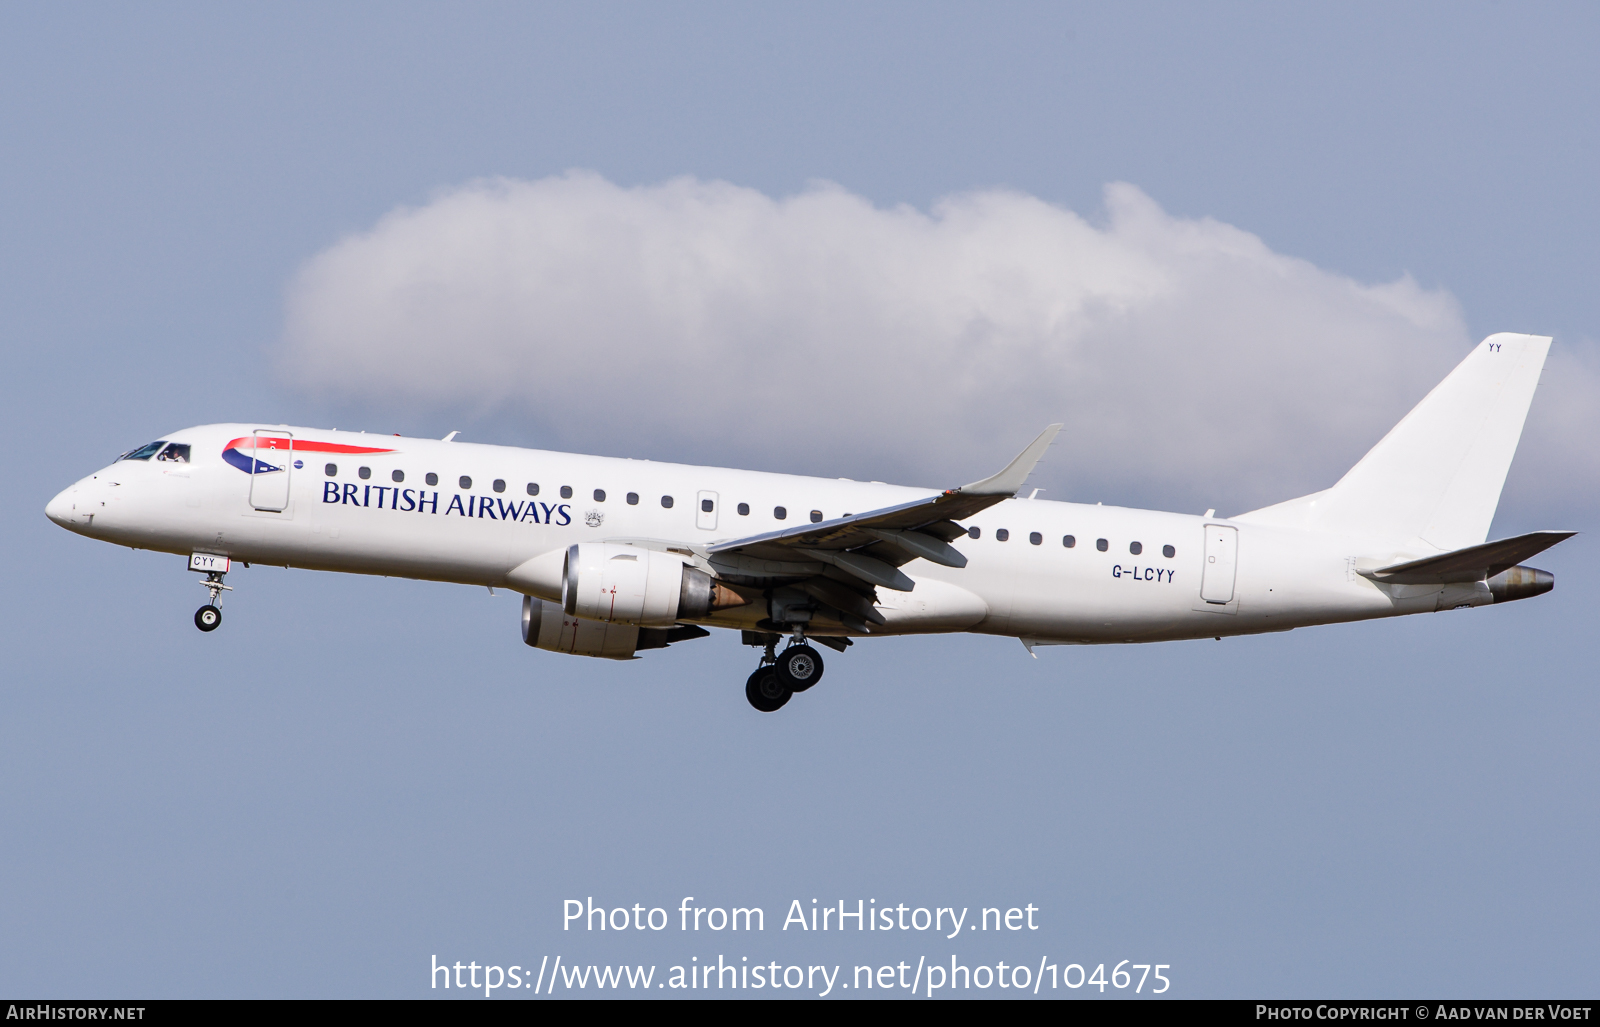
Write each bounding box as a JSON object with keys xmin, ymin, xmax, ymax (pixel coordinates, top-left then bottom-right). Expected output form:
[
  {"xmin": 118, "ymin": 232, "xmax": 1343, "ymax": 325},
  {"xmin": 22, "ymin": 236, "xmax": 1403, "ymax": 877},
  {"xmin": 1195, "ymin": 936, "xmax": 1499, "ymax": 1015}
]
[
  {"xmin": 956, "ymin": 424, "xmax": 1062, "ymax": 497},
  {"xmin": 442, "ymin": 431, "xmax": 460, "ymax": 442}
]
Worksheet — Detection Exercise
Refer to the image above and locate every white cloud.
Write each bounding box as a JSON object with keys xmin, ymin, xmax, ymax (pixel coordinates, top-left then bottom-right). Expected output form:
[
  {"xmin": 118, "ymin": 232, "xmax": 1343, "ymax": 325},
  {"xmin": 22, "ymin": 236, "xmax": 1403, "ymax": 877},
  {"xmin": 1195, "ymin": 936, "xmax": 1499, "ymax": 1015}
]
[{"xmin": 279, "ymin": 172, "xmax": 1593, "ymax": 520}]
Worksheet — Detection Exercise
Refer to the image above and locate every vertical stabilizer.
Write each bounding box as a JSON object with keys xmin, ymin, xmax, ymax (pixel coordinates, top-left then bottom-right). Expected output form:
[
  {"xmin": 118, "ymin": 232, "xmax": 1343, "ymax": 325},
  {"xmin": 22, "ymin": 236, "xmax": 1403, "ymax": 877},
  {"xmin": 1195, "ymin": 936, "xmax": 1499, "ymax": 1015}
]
[{"xmin": 1302, "ymin": 333, "xmax": 1551, "ymax": 550}]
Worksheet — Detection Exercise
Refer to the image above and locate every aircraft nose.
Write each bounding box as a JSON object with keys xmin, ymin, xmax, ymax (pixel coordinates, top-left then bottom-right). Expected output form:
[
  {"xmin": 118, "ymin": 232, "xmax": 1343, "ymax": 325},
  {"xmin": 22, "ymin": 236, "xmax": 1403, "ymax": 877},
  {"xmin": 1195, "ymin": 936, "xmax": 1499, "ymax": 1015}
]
[
  {"xmin": 45, "ymin": 483, "xmax": 94, "ymax": 529},
  {"xmin": 45, "ymin": 487, "xmax": 75, "ymax": 526}
]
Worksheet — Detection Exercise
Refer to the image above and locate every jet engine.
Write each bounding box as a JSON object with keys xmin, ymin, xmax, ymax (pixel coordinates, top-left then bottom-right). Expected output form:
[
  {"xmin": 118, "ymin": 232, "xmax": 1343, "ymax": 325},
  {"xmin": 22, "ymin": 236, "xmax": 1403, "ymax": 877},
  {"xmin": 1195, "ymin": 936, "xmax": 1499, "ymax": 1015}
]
[
  {"xmin": 561, "ymin": 542, "xmax": 744, "ymax": 626},
  {"xmin": 522, "ymin": 595, "xmax": 710, "ymax": 660}
]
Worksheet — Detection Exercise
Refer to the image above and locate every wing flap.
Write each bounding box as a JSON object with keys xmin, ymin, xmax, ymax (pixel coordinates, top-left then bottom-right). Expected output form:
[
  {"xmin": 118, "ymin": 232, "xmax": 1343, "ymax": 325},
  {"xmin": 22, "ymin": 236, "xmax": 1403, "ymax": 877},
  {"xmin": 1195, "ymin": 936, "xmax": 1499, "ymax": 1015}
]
[
  {"xmin": 806, "ymin": 548, "xmax": 916, "ymax": 592},
  {"xmin": 861, "ymin": 528, "xmax": 968, "ymax": 568},
  {"xmin": 795, "ymin": 577, "xmax": 886, "ymax": 626}
]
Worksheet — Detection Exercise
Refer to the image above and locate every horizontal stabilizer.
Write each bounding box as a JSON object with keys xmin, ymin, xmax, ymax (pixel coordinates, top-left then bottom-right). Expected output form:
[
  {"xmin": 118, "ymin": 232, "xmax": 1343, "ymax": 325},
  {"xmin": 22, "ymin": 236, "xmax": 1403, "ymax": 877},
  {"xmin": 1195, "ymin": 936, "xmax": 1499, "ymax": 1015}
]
[{"xmin": 1364, "ymin": 530, "xmax": 1576, "ymax": 584}]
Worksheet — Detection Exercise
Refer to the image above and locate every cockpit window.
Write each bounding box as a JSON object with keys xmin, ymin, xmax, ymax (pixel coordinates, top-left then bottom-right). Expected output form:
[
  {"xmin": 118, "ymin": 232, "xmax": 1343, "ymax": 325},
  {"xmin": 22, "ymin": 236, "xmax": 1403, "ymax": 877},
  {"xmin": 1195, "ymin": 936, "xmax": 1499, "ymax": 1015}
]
[
  {"xmin": 156, "ymin": 443, "xmax": 190, "ymax": 463},
  {"xmin": 119, "ymin": 441, "xmax": 167, "ymax": 461}
]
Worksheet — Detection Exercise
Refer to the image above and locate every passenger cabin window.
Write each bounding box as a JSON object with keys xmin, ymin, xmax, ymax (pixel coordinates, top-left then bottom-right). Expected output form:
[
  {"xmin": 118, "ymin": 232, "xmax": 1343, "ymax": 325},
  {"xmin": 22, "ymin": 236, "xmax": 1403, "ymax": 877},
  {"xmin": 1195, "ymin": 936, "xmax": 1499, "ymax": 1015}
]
[
  {"xmin": 996, "ymin": 529, "xmax": 1010, "ymax": 542},
  {"xmin": 119, "ymin": 441, "xmax": 167, "ymax": 461},
  {"xmin": 661, "ymin": 495, "xmax": 674, "ymax": 509},
  {"xmin": 359, "ymin": 466, "xmax": 371, "ymax": 480},
  {"xmin": 391, "ymin": 470, "xmax": 404, "ymax": 483},
  {"xmin": 1096, "ymin": 538, "xmax": 1109, "ymax": 551},
  {"xmin": 1163, "ymin": 545, "xmax": 1176, "ymax": 558},
  {"xmin": 774, "ymin": 506, "xmax": 787, "ymax": 520},
  {"xmin": 426, "ymin": 473, "xmax": 438, "ymax": 486},
  {"xmin": 156, "ymin": 444, "xmax": 190, "ymax": 463},
  {"xmin": 1130, "ymin": 541, "xmax": 1143, "ymax": 555},
  {"xmin": 627, "ymin": 493, "xmax": 639, "ymax": 505},
  {"xmin": 737, "ymin": 503, "xmax": 750, "ymax": 516},
  {"xmin": 325, "ymin": 463, "xmax": 338, "ymax": 477},
  {"xmin": 702, "ymin": 498, "xmax": 714, "ymax": 513},
  {"xmin": 526, "ymin": 482, "xmax": 539, "ymax": 496},
  {"xmin": 558, "ymin": 486, "xmax": 571, "ymax": 499},
  {"xmin": 1063, "ymin": 535, "xmax": 1076, "ymax": 548},
  {"xmin": 968, "ymin": 526, "xmax": 981, "ymax": 539},
  {"xmin": 493, "ymin": 479, "xmax": 506, "ymax": 493},
  {"xmin": 594, "ymin": 489, "xmax": 606, "ymax": 502},
  {"xmin": 459, "ymin": 476, "xmax": 472, "ymax": 489},
  {"xmin": 810, "ymin": 510, "xmax": 823, "ymax": 523},
  {"xmin": 1029, "ymin": 532, "xmax": 1042, "ymax": 545}
]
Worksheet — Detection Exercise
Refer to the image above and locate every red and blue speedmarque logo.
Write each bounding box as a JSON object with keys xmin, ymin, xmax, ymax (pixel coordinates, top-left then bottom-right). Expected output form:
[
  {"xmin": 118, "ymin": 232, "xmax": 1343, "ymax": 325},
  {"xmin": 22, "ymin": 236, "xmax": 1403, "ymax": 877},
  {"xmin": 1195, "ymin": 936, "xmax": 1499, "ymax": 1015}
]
[{"xmin": 221, "ymin": 437, "xmax": 397, "ymax": 474}]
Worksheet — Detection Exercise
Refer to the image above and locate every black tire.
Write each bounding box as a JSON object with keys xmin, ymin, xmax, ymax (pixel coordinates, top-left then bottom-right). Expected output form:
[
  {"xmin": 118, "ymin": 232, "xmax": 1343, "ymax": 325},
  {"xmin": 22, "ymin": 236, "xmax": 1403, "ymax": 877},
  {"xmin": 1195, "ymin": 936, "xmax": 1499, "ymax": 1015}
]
[
  {"xmin": 195, "ymin": 605, "xmax": 222, "ymax": 632},
  {"xmin": 775, "ymin": 644, "xmax": 823, "ymax": 692},
  {"xmin": 745, "ymin": 667, "xmax": 791, "ymax": 712}
]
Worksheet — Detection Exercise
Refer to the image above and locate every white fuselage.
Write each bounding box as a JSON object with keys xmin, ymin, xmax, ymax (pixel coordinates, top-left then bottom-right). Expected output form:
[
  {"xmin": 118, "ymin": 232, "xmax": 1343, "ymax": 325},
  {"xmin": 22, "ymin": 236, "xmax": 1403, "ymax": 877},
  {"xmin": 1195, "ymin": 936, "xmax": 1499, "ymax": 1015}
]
[{"xmin": 45, "ymin": 423, "xmax": 1490, "ymax": 646}]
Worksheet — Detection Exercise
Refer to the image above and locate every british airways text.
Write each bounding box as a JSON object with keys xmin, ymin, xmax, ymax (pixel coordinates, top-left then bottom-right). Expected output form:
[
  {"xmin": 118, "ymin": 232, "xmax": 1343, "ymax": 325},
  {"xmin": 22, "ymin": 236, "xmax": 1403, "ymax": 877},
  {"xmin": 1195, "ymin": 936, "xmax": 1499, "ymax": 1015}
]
[{"xmin": 322, "ymin": 482, "xmax": 573, "ymax": 525}]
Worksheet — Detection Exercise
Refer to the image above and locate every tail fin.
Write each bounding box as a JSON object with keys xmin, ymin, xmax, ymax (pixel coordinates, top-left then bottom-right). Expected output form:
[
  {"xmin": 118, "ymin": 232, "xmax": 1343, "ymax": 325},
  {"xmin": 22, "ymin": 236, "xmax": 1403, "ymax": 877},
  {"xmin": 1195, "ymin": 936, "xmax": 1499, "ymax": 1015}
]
[{"xmin": 1241, "ymin": 333, "xmax": 1551, "ymax": 549}]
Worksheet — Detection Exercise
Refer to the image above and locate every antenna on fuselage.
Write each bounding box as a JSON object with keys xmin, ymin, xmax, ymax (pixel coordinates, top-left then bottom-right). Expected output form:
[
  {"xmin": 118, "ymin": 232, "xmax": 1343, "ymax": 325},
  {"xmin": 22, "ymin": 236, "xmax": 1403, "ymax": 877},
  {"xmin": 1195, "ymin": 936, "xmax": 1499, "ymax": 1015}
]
[{"xmin": 442, "ymin": 431, "xmax": 460, "ymax": 442}]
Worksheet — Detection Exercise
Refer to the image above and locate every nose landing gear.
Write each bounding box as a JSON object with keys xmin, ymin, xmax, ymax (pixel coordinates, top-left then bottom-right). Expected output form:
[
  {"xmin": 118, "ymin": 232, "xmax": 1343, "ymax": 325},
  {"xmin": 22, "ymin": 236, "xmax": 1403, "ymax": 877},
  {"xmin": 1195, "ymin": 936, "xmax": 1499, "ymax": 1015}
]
[{"xmin": 191, "ymin": 558, "xmax": 232, "ymax": 633}]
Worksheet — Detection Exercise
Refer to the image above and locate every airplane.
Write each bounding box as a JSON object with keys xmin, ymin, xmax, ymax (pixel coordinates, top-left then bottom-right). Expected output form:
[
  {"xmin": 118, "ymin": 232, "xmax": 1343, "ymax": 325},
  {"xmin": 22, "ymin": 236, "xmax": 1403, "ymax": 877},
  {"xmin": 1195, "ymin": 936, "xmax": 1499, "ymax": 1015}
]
[{"xmin": 46, "ymin": 332, "xmax": 1573, "ymax": 712}]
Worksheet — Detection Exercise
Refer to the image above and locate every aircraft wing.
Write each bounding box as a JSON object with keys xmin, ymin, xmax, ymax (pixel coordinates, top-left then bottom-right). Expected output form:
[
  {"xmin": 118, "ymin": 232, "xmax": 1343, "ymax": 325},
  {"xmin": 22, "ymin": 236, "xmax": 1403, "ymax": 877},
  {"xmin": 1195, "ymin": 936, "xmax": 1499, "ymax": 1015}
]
[
  {"xmin": 1364, "ymin": 530, "xmax": 1576, "ymax": 584},
  {"xmin": 706, "ymin": 424, "xmax": 1061, "ymax": 594}
]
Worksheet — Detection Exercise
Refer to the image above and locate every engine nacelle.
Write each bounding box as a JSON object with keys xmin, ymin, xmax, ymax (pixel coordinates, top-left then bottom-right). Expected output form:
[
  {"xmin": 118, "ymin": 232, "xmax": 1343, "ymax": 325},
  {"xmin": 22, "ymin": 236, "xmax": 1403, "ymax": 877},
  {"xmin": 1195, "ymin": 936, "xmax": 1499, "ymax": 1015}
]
[
  {"xmin": 523, "ymin": 595, "xmax": 640, "ymax": 659},
  {"xmin": 561, "ymin": 542, "xmax": 741, "ymax": 626},
  {"xmin": 522, "ymin": 596, "xmax": 712, "ymax": 660}
]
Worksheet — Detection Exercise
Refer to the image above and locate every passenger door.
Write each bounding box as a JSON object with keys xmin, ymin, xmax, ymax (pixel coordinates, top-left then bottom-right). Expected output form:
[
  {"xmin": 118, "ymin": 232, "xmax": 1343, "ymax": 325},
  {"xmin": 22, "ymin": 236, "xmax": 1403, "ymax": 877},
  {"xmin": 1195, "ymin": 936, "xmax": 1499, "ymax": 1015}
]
[{"xmin": 248, "ymin": 430, "xmax": 293, "ymax": 512}]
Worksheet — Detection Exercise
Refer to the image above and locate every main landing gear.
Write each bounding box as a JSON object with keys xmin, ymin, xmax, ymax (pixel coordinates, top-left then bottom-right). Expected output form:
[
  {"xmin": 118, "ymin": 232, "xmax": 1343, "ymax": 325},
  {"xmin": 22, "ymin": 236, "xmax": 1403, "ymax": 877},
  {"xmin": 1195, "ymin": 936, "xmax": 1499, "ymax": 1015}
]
[
  {"xmin": 776, "ymin": 644, "xmax": 823, "ymax": 691},
  {"xmin": 744, "ymin": 633, "xmax": 827, "ymax": 713},
  {"xmin": 194, "ymin": 570, "xmax": 231, "ymax": 633},
  {"xmin": 745, "ymin": 665, "xmax": 789, "ymax": 713}
]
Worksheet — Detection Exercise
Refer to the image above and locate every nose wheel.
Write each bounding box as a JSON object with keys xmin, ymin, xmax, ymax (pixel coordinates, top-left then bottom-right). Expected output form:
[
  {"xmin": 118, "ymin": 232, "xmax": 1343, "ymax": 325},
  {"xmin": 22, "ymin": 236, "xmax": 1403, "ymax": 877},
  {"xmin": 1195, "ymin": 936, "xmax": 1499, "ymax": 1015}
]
[{"xmin": 194, "ymin": 568, "xmax": 232, "ymax": 633}]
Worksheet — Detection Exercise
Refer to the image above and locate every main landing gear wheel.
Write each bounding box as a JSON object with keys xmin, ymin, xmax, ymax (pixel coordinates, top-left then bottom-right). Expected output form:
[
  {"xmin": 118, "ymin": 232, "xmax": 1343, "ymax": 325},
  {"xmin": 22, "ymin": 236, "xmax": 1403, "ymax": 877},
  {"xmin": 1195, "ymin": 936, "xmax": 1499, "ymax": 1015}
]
[
  {"xmin": 195, "ymin": 605, "xmax": 222, "ymax": 632},
  {"xmin": 745, "ymin": 667, "xmax": 791, "ymax": 712},
  {"xmin": 775, "ymin": 644, "xmax": 823, "ymax": 692}
]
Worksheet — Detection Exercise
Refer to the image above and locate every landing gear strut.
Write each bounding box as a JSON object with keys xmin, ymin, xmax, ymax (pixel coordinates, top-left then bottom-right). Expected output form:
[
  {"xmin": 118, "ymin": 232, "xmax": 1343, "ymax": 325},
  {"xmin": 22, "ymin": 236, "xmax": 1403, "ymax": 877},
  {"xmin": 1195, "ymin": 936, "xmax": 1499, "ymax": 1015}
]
[{"xmin": 194, "ymin": 570, "xmax": 231, "ymax": 633}]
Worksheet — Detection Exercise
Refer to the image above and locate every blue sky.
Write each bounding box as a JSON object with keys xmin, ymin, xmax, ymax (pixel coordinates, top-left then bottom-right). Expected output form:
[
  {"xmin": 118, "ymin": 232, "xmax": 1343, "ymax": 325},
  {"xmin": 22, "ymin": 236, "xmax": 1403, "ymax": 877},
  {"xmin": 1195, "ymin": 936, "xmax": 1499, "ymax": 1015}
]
[{"xmin": 2, "ymin": 2, "xmax": 1596, "ymax": 998}]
